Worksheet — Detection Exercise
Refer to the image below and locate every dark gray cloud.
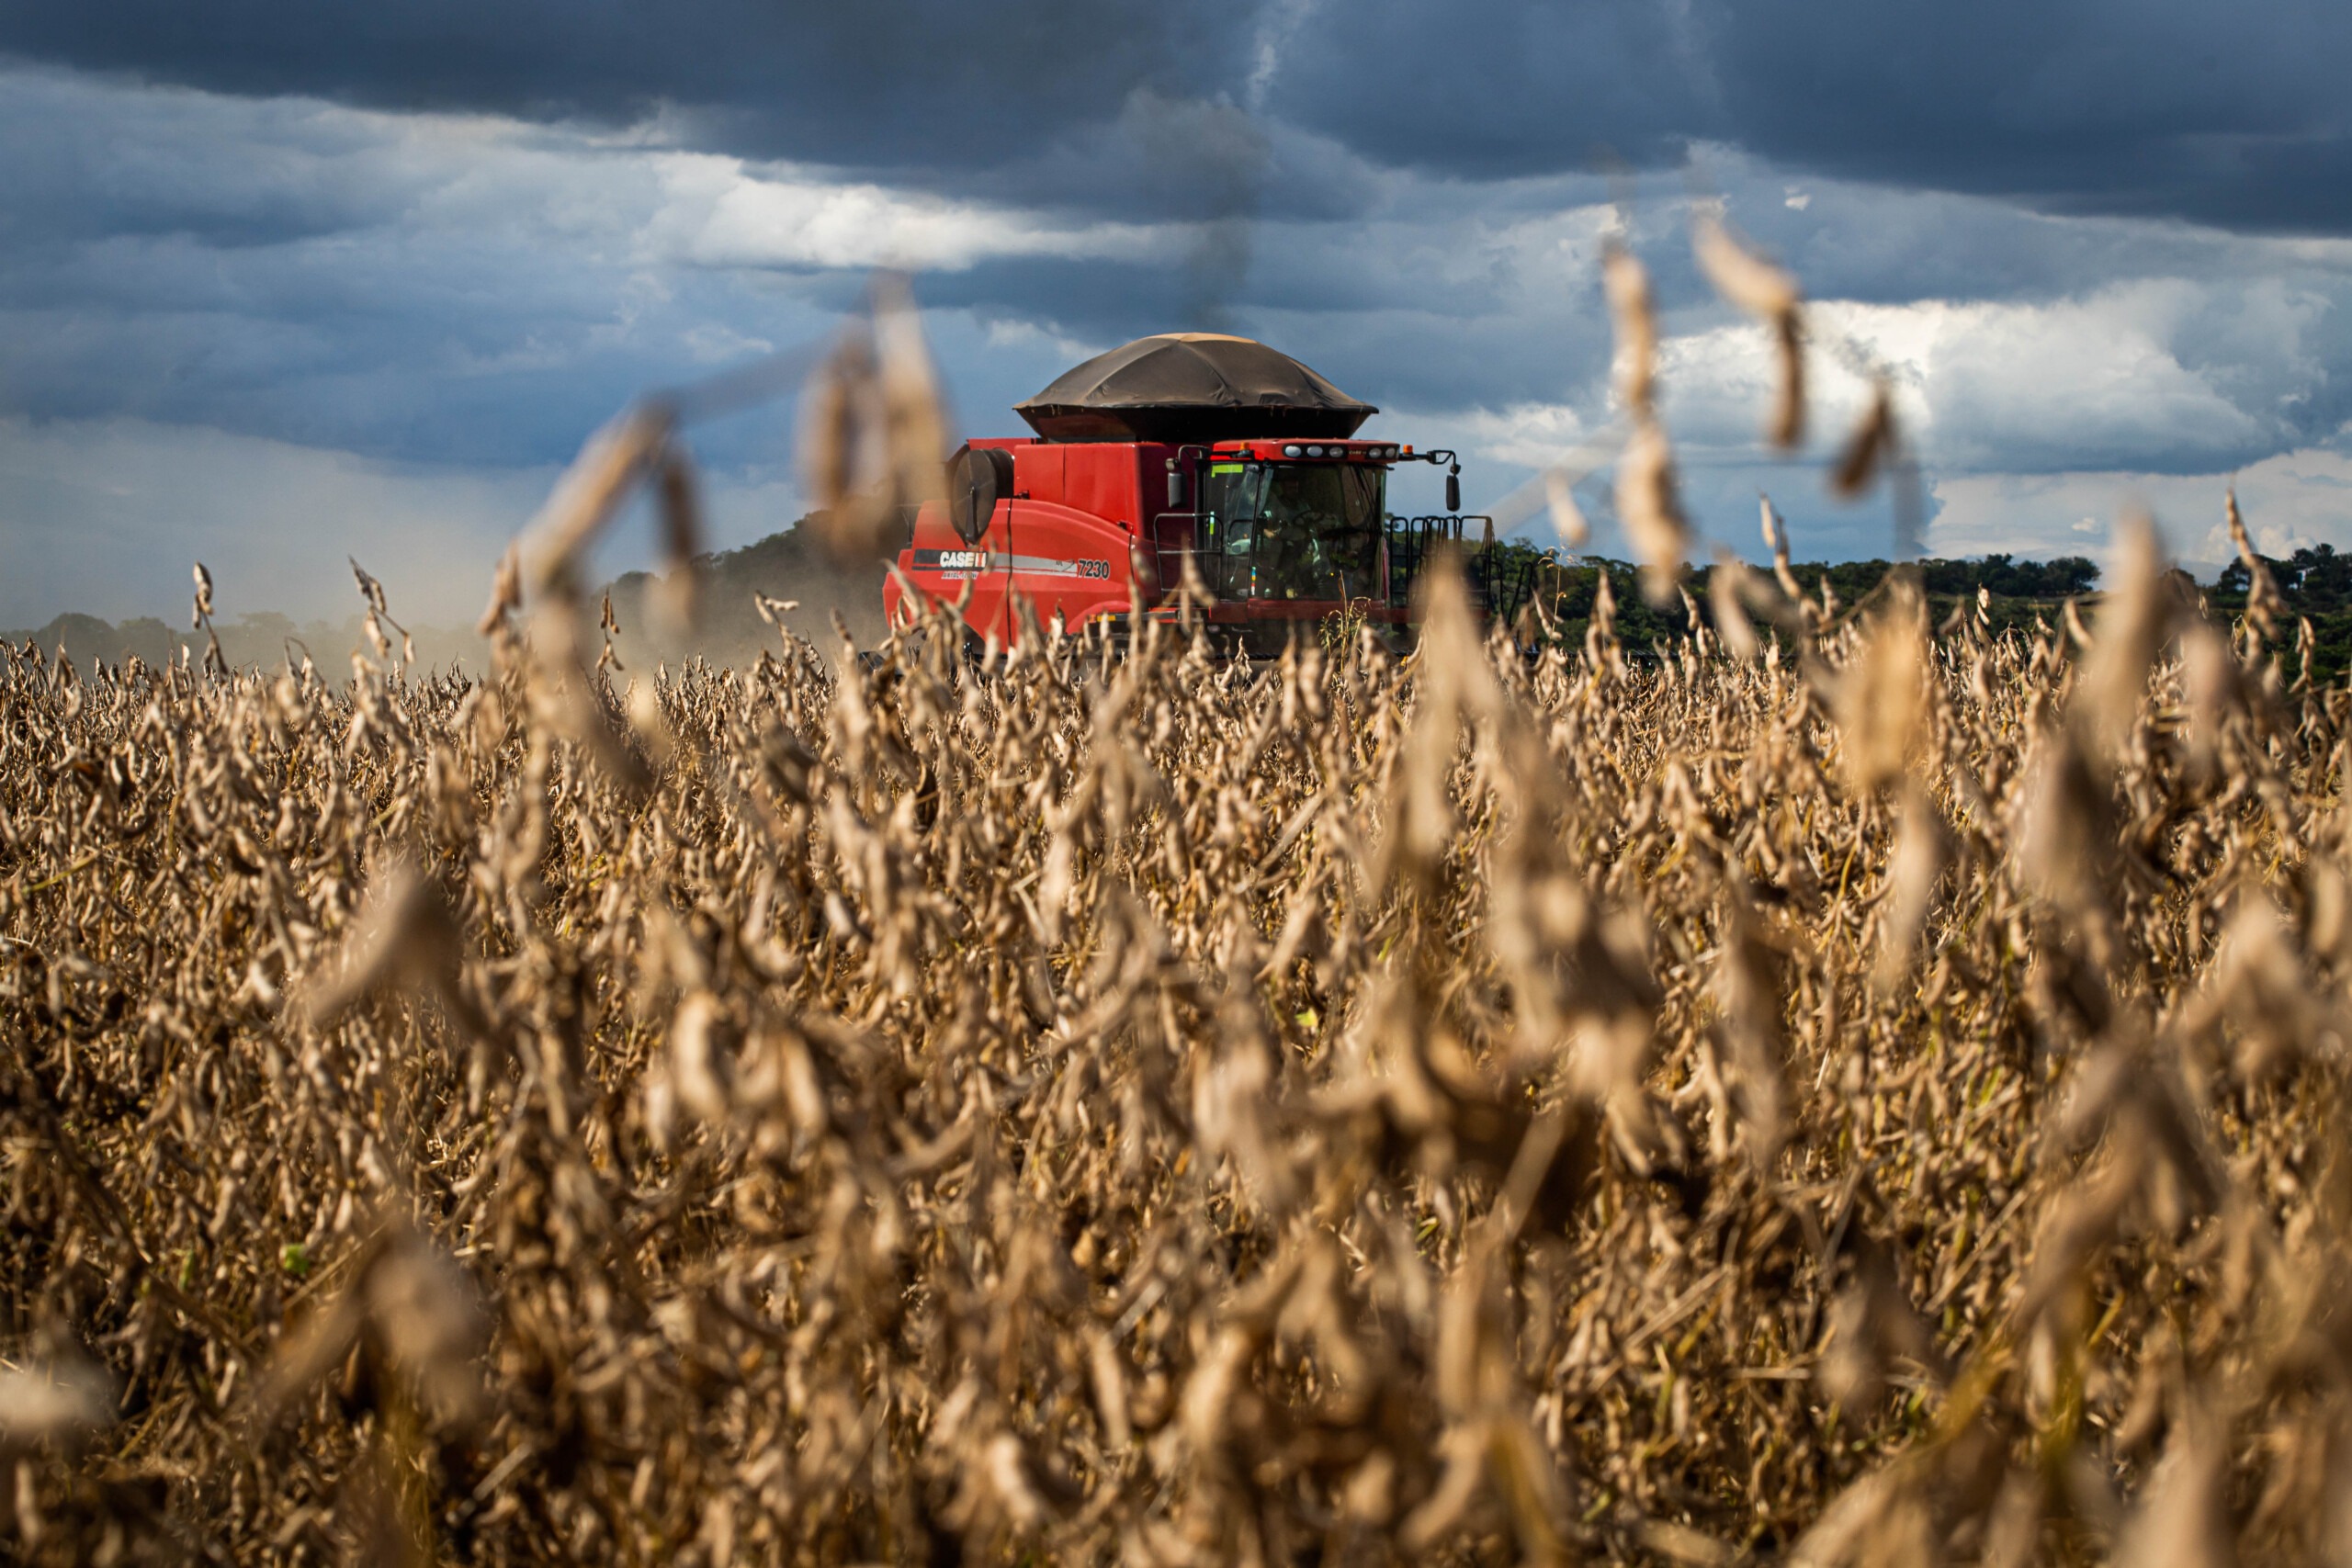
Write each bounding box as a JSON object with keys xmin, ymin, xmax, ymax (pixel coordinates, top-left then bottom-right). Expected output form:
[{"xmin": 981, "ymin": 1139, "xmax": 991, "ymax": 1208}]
[
  {"xmin": 1696, "ymin": 0, "xmax": 2352, "ymax": 231},
  {"xmin": 0, "ymin": 0, "xmax": 1251, "ymax": 181},
  {"xmin": 1266, "ymin": 0, "xmax": 2352, "ymax": 235},
  {"xmin": 1268, "ymin": 0, "xmax": 1719, "ymax": 178},
  {"xmin": 17, "ymin": 0, "xmax": 2352, "ymax": 238}
]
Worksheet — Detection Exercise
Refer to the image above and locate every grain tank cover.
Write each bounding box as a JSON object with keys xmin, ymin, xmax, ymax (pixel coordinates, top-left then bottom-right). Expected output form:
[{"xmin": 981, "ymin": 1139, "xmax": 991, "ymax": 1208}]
[{"xmin": 1015, "ymin": 333, "xmax": 1376, "ymax": 444}]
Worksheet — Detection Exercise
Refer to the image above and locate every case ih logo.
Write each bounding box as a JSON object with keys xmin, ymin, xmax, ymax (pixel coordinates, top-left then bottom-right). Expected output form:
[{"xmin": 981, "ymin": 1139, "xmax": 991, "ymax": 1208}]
[{"xmin": 914, "ymin": 549, "xmax": 1111, "ymax": 581}]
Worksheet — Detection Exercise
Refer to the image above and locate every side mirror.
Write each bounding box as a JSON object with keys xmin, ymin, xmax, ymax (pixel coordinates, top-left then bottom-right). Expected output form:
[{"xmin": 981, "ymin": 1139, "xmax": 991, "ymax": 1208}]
[
  {"xmin": 1445, "ymin": 466, "xmax": 1461, "ymax": 513},
  {"xmin": 948, "ymin": 444, "xmax": 1016, "ymax": 546},
  {"xmin": 1167, "ymin": 463, "xmax": 1185, "ymax": 511}
]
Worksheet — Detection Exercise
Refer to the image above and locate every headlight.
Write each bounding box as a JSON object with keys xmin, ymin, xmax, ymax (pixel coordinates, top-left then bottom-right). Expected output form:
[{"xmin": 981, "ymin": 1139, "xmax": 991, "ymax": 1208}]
[
  {"xmin": 1283, "ymin": 444, "xmax": 1302, "ymax": 457},
  {"xmin": 1306, "ymin": 445, "xmax": 1325, "ymax": 457}
]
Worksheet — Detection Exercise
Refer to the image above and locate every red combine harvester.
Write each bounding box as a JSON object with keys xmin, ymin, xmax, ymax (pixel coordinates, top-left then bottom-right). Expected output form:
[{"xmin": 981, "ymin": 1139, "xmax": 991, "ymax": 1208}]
[{"xmin": 883, "ymin": 334, "xmax": 1530, "ymax": 655}]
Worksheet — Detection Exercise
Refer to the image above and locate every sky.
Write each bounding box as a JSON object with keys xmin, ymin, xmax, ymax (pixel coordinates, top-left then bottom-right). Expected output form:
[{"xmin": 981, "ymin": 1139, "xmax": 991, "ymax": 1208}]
[{"xmin": 7, "ymin": 0, "xmax": 2352, "ymax": 627}]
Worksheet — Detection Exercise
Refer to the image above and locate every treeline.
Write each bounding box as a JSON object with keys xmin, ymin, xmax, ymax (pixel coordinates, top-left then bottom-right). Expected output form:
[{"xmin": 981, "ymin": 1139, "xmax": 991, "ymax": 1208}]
[
  {"xmin": 1511, "ymin": 545, "xmax": 2352, "ymax": 681},
  {"xmin": 2208, "ymin": 542, "xmax": 2352, "ymax": 678},
  {"xmin": 1519, "ymin": 551, "xmax": 2107, "ymax": 652}
]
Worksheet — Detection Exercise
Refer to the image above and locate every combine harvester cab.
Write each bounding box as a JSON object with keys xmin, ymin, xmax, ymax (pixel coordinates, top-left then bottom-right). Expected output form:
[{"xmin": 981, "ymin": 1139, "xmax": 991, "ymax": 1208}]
[{"xmin": 883, "ymin": 333, "xmax": 1532, "ymax": 656}]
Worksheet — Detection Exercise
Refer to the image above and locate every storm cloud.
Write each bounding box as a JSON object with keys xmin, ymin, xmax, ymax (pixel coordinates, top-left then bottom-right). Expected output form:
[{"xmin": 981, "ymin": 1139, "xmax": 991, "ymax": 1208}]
[
  {"xmin": 0, "ymin": 0, "xmax": 1247, "ymax": 182},
  {"xmin": 6, "ymin": 2, "xmax": 2352, "ymax": 626},
  {"xmin": 15, "ymin": 0, "xmax": 2352, "ymax": 231}
]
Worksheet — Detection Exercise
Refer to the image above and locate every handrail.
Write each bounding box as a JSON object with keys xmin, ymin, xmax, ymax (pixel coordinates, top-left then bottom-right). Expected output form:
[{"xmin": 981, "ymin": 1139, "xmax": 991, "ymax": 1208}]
[
  {"xmin": 1148, "ymin": 509, "xmax": 1202, "ymax": 604},
  {"xmin": 1384, "ymin": 514, "xmax": 1507, "ymax": 614}
]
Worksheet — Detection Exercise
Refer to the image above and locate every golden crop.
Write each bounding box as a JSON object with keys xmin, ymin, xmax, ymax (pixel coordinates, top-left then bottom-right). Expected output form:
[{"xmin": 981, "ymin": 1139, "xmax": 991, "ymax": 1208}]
[{"xmin": 5, "ymin": 504, "xmax": 2348, "ymax": 1566}]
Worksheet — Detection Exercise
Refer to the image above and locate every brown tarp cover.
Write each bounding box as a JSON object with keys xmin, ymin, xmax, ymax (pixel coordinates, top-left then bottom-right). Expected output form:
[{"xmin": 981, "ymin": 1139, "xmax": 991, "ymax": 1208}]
[{"xmin": 1014, "ymin": 333, "xmax": 1377, "ymax": 443}]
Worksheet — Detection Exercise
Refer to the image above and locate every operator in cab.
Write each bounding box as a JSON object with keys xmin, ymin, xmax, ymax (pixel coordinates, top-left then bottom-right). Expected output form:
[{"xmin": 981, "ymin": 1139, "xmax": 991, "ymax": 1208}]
[{"xmin": 1204, "ymin": 461, "xmax": 1384, "ymax": 603}]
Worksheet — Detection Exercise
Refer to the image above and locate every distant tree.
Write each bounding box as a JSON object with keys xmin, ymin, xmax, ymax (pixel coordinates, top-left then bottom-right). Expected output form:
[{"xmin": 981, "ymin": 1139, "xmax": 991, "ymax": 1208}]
[
  {"xmin": 113, "ymin": 618, "xmax": 185, "ymax": 667},
  {"xmin": 38, "ymin": 613, "xmax": 120, "ymax": 660},
  {"xmin": 231, "ymin": 611, "xmax": 297, "ymax": 639}
]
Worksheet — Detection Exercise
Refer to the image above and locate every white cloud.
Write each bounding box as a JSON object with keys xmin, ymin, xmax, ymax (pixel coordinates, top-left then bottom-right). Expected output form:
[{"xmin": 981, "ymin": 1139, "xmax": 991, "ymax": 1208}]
[
  {"xmin": 661, "ymin": 155, "xmax": 1175, "ymax": 273},
  {"xmin": 1644, "ymin": 280, "xmax": 2305, "ymax": 478},
  {"xmin": 0, "ymin": 64, "xmax": 1174, "ymax": 277},
  {"xmin": 1927, "ymin": 444, "xmax": 2352, "ymax": 574},
  {"xmin": 1453, "ymin": 400, "xmax": 1601, "ymax": 470}
]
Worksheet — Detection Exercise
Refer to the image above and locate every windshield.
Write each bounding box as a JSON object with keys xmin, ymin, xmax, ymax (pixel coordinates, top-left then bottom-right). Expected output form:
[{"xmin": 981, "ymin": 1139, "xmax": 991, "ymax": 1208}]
[{"xmin": 1202, "ymin": 462, "xmax": 1384, "ymax": 602}]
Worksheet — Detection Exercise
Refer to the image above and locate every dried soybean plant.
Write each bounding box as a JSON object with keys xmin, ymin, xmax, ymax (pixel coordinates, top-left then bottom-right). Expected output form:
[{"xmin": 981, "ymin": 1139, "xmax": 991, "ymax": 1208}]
[
  {"xmin": 8, "ymin": 498, "xmax": 2352, "ymax": 1568},
  {"xmin": 9, "ymin": 304, "xmax": 2352, "ymax": 1568}
]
